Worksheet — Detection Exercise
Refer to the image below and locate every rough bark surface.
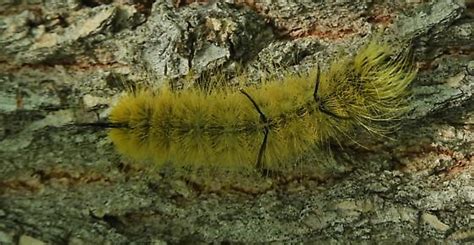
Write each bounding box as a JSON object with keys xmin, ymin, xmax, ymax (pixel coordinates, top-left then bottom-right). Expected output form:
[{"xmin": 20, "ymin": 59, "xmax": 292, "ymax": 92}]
[{"xmin": 0, "ymin": 0, "xmax": 473, "ymax": 244}]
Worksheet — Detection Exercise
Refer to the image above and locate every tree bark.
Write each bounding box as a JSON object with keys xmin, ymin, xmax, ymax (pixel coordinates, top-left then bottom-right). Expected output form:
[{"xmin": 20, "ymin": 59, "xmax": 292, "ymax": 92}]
[{"xmin": 0, "ymin": 0, "xmax": 472, "ymax": 244}]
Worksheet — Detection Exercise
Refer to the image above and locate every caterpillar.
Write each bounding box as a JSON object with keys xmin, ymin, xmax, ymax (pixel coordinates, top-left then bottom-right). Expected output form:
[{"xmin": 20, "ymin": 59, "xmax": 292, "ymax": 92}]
[{"xmin": 107, "ymin": 41, "xmax": 416, "ymax": 175}]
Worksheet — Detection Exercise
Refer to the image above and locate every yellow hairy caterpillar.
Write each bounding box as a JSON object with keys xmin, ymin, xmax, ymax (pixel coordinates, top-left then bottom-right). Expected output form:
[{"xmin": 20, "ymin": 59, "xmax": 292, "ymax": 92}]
[{"xmin": 107, "ymin": 41, "xmax": 416, "ymax": 174}]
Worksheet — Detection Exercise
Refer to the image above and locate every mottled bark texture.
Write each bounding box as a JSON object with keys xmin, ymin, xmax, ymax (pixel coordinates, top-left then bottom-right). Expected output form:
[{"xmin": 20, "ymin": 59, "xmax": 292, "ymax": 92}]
[{"xmin": 0, "ymin": 0, "xmax": 473, "ymax": 244}]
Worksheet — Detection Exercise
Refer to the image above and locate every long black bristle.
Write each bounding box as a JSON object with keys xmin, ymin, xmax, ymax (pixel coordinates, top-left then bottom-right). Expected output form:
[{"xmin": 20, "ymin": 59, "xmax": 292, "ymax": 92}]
[{"xmin": 76, "ymin": 122, "xmax": 128, "ymax": 128}]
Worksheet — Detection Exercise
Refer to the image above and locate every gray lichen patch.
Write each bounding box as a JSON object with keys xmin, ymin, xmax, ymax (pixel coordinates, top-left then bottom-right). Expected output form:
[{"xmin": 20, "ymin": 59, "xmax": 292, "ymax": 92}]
[
  {"xmin": 409, "ymin": 56, "xmax": 473, "ymax": 119},
  {"xmin": 0, "ymin": 5, "xmax": 119, "ymax": 64},
  {"xmin": 0, "ymin": 75, "xmax": 66, "ymax": 114},
  {"xmin": 142, "ymin": 2, "xmax": 274, "ymax": 82},
  {"xmin": 395, "ymin": 0, "xmax": 466, "ymax": 40}
]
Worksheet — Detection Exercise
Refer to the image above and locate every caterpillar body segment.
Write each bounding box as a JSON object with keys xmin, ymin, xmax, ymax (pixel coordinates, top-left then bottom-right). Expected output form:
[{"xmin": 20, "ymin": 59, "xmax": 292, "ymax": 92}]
[{"xmin": 108, "ymin": 41, "xmax": 416, "ymax": 173}]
